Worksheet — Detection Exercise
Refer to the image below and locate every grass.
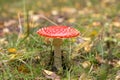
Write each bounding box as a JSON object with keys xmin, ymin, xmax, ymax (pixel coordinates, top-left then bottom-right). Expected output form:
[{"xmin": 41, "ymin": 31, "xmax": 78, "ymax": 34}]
[{"xmin": 0, "ymin": 0, "xmax": 120, "ymax": 80}]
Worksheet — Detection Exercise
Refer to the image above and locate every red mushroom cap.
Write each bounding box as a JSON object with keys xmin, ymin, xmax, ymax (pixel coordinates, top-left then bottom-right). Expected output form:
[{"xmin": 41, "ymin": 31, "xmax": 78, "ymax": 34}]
[{"xmin": 37, "ymin": 26, "xmax": 80, "ymax": 38}]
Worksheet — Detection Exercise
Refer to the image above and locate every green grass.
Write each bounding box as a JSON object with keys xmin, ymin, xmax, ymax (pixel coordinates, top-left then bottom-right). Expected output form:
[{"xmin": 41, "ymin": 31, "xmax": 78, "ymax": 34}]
[{"xmin": 0, "ymin": 0, "xmax": 120, "ymax": 79}]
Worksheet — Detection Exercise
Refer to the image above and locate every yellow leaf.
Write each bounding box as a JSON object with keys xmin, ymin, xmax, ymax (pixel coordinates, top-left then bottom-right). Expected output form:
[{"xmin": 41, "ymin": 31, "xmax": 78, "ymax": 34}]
[
  {"xmin": 84, "ymin": 43, "xmax": 93, "ymax": 52},
  {"xmin": 71, "ymin": 38, "xmax": 76, "ymax": 42},
  {"xmin": 89, "ymin": 30, "xmax": 98, "ymax": 37},
  {"xmin": 17, "ymin": 64, "xmax": 30, "ymax": 73},
  {"xmin": 116, "ymin": 60, "xmax": 120, "ymax": 67},
  {"xmin": 8, "ymin": 48, "xmax": 17, "ymax": 53},
  {"xmin": 92, "ymin": 21, "xmax": 101, "ymax": 26},
  {"xmin": 68, "ymin": 18, "xmax": 76, "ymax": 23},
  {"xmin": 81, "ymin": 61, "xmax": 91, "ymax": 68},
  {"xmin": 43, "ymin": 70, "xmax": 53, "ymax": 75},
  {"xmin": 61, "ymin": 7, "xmax": 77, "ymax": 14},
  {"xmin": 74, "ymin": 41, "xmax": 91, "ymax": 52},
  {"xmin": 72, "ymin": 37, "xmax": 91, "ymax": 58}
]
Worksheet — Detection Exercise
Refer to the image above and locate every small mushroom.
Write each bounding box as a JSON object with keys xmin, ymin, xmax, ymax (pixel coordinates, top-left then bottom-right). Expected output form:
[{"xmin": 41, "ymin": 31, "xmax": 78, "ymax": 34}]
[{"xmin": 37, "ymin": 26, "xmax": 80, "ymax": 71}]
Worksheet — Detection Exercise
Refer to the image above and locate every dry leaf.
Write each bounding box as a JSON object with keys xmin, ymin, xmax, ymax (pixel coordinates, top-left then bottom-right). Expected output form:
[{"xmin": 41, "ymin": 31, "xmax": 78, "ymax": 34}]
[
  {"xmin": 115, "ymin": 33, "xmax": 120, "ymax": 38},
  {"xmin": 92, "ymin": 21, "xmax": 101, "ymax": 26},
  {"xmin": 17, "ymin": 64, "xmax": 30, "ymax": 73},
  {"xmin": 51, "ymin": 10, "xmax": 59, "ymax": 16},
  {"xmin": 31, "ymin": 14, "xmax": 41, "ymax": 22},
  {"xmin": 4, "ymin": 20, "xmax": 16, "ymax": 27},
  {"xmin": 0, "ymin": 38, "xmax": 8, "ymax": 45},
  {"xmin": 0, "ymin": 21, "xmax": 4, "ymax": 28},
  {"xmin": 81, "ymin": 61, "xmax": 91, "ymax": 68},
  {"xmin": 57, "ymin": 17, "xmax": 64, "ymax": 23},
  {"xmin": 76, "ymin": 37, "xmax": 85, "ymax": 44},
  {"xmin": 61, "ymin": 7, "xmax": 77, "ymax": 14},
  {"xmin": 3, "ymin": 28, "xmax": 10, "ymax": 34},
  {"xmin": 92, "ymin": 14, "xmax": 101, "ymax": 18},
  {"xmin": 43, "ymin": 69, "xmax": 61, "ymax": 80},
  {"xmin": 72, "ymin": 37, "xmax": 91, "ymax": 58},
  {"xmin": 8, "ymin": 48, "xmax": 17, "ymax": 54},
  {"xmin": 67, "ymin": 18, "xmax": 76, "ymax": 23},
  {"xmin": 74, "ymin": 40, "xmax": 90, "ymax": 52},
  {"xmin": 115, "ymin": 70, "xmax": 120, "ymax": 80},
  {"xmin": 112, "ymin": 21, "xmax": 120, "ymax": 27},
  {"xmin": 89, "ymin": 30, "xmax": 98, "ymax": 37},
  {"xmin": 115, "ymin": 60, "xmax": 120, "ymax": 67},
  {"xmin": 95, "ymin": 54, "xmax": 106, "ymax": 64},
  {"xmin": 84, "ymin": 43, "xmax": 93, "ymax": 52}
]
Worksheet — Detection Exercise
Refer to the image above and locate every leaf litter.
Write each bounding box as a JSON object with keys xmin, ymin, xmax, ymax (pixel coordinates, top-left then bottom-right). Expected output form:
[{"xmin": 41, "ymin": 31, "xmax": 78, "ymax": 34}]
[{"xmin": 0, "ymin": 0, "xmax": 120, "ymax": 79}]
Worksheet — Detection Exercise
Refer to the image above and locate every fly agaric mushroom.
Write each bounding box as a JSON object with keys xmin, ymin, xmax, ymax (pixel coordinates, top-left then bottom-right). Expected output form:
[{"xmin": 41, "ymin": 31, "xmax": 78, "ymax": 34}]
[{"xmin": 37, "ymin": 26, "xmax": 80, "ymax": 71}]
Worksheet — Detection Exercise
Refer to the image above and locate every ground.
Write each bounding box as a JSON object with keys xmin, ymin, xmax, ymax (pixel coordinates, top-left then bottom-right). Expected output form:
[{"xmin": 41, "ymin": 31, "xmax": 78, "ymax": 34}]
[{"xmin": 0, "ymin": 0, "xmax": 120, "ymax": 80}]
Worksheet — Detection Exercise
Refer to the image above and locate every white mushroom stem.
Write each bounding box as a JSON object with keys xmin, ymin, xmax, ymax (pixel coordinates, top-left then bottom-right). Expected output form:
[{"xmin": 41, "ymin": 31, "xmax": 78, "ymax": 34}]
[{"xmin": 53, "ymin": 38, "xmax": 63, "ymax": 71}]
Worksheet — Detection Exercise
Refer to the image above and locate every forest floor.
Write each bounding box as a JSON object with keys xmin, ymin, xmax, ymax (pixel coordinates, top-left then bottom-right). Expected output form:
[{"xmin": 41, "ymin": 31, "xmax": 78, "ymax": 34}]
[{"xmin": 0, "ymin": 0, "xmax": 120, "ymax": 80}]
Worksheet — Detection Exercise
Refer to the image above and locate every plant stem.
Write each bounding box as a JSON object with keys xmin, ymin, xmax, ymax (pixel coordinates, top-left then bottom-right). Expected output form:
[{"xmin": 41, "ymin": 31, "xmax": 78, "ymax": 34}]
[{"xmin": 53, "ymin": 38, "xmax": 63, "ymax": 71}]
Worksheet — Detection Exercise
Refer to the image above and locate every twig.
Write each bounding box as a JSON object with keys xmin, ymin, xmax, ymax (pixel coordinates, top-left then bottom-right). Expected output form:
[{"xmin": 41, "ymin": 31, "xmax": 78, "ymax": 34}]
[{"xmin": 41, "ymin": 15, "xmax": 58, "ymax": 26}]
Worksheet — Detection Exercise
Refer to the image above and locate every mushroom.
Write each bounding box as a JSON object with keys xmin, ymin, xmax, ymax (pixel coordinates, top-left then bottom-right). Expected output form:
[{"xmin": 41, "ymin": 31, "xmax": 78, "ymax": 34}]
[{"xmin": 37, "ymin": 25, "xmax": 80, "ymax": 72}]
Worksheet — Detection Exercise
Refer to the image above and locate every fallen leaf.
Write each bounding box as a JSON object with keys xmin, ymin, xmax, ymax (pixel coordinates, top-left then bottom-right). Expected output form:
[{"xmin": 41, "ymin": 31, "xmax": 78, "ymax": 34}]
[
  {"xmin": 76, "ymin": 37, "xmax": 85, "ymax": 44},
  {"xmin": 43, "ymin": 69, "xmax": 61, "ymax": 80},
  {"xmin": 84, "ymin": 43, "xmax": 93, "ymax": 52},
  {"xmin": 81, "ymin": 61, "xmax": 91, "ymax": 68},
  {"xmin": 57, "ymin": 17, "xmax": 64, "ymax": 23},
  {"xmin": 91, "ymin": 13, "xmax": 101, "ymax": 18},
  {"xmin": 74, "ymin": 40, "xmax": 91, "ymax": 52},
  {"xmin": 115, "ymin": 33, "xmax": 120, "ymax": 38},
  {"xmin": 4, "ymin": 20, "xmax": 16, "ymax": 27},
  {"xmin": 95, "ymin": 54, "xmax": 106, "ymax": 64},
  {"xmin": 51, "ymin": 10, "xmax": 59, "ymax": 16},
  {"xmin": 3, "ymin": 28, "xmax": 10, "ymax": 34},
  {"xmin": 0, "ymin": 38, "xmax": 8, "ymax": 45},
  {"xmin": 115, "ymin": 70, "xmax": 120, "ymax": 80},
  {"xmin": 30, "ymin": 14, "xmax": 41, "ymax": 22},
  {"xmin": 17, "ymin": 64, "xmax": 30, "ymax": 73},
  {"xmin": 72, "ymin": 37, "xmax": 91, "ymax": 58},
  {"xmin": 92, "ymin": 21, "xmax": 101, "ymax": 26},
  {"xmin": 112, "ymin": 21, "xmax": 120, "ymax": 27},
  {"xmin": 61, "ymin": 7, "xmax": 77, "ymax": 14},
  {"xmin": 67, "ymin": 18, "xmax": 76, "ymax": 23},
  {"xmin": 115, "ymin": 60, "xmax": 120, "ymax": 67},
  {"xmin": 89, "ymin": 30, "xmax": 98, "ymax": 37},
  {"xmin": 0, "ymin": 21, "xmax": 4, "ymax": 28},
  {"xmin": 8, "ymin": 48, "xmax": 17, "ymax": 54}
]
